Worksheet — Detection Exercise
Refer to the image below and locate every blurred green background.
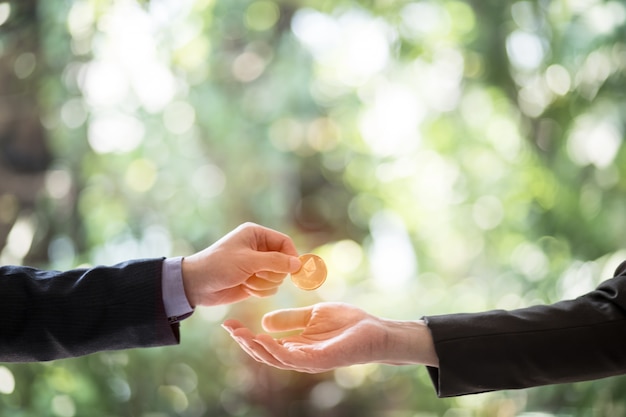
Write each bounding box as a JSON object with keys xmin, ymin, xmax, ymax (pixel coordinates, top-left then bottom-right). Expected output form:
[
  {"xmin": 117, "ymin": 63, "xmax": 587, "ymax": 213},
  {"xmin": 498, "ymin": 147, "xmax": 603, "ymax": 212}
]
[{"xmin": 0, "ymin": 0, "xmax": 625, "ymax": 415}]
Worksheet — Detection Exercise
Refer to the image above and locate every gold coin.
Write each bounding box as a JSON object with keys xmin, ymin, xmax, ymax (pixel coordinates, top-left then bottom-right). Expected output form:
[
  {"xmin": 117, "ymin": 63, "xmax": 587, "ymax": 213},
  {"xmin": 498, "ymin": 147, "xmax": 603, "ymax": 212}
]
[{"xmin": 291, "ymin": 254, "xmax": 327, "ymax": 290}]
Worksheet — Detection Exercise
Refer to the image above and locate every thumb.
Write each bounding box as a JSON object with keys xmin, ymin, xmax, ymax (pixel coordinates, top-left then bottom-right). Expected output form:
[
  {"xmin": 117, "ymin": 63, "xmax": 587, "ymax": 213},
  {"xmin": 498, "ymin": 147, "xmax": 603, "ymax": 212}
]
[
  {"xmin": 247, "ymin": 251, "xmax": 301, "ymax": 275},
  {"xmin": 262, "ymin": 306, "xmax": 313, "ymax": 333}
]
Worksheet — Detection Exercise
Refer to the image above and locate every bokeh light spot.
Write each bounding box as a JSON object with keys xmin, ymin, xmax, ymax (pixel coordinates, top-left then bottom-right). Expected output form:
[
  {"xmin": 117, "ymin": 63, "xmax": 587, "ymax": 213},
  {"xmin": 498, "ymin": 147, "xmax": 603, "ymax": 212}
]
[
  {"xmin": 45, "ymin": 169, "xmax": 73, "ymax": 200},
  {"xmin": 545, "ymin": 64, "xmax": 571, "ymax": 95},
  {"xmin": 88, "ymin": 112, "xmax": 144, "ymax": 154},
  {"xmin": 125, "ymin": 159, "xmax": 157, "ymax": 193},
  {"xmin": 511, "ymin": 242, "xmax": 549, "ymax": 282},
  {"xmin": 472, "ymin": 195, "xmax": 504, "ymax": 230},
  {"xmin": 158, "ymin": 385, "xmax": 189, "ymax": 413},
  {"xmin": 0, "ymin": 194, "xmax": 18, "ymax": 224},
  {"xmin": 329, "ymin": 240, "xmax": 363, "ymax": 274},
  {"xmin": 506, "ymin": 30, "xmax": 545, "ymax": 70},
  {"xmin": 567, "ymin": 116, "xmax": 621, "ymax": 168},
  {"xmin": 369, "ymin": 211, "xmax": 417, "ymax": 291},
  {"xmin": 14, "ymin": 52, "xmax": 36, "ymax": 79},
  {"xmin": 191, "ymin": 164, "xmax": 226, "ymax": 199},
  {"xmin": 334, "ymin": 365, "xmax": 370, "ymax": 389},
  {"xmin": 61, "ymin": 98, "xmax": 88, "ymax": 129},
  {"xmin": 400, "ymin": 2, "xmax": 450, "ymax": 39},
  {"xmin": 232, "ymin": 51, "xmax": 266, "ymax": 82},
  {"xmin": 269, "ymin": 117, "xmax": 306, "ymax": 152},
  {"xmin": 0, "ymin": 3, "xmax": 10, "ymax": 27},
  {"xmin": 81, "ymin": 61, "xmax": 129, "ymax": 107},
  {"xmin": 359, "ymin": 84, "xmax": 424, "ymax": 156},
  {"xmin": 307, "ymin": 117, "xmax": 339, "ymax": 152},
  {"xmin": 51, "ymin": 395, "xmax": 76, "ymax": 417},
  {"xmin": 133, "ymin": 64, "xmax": 177, "ymax": 113},
  {"xmin": 4, "ymin": 215, "xmax": 36, "ymax": 261},
  {"xmin": 292, "ymin": 9, "xmax": 391, "ymax": 86},
  {"xmin": 245, "ymin": 1, "xmax": 280, "ymax": 31},
  {"xmin": 585, "ymin": 1, "xmax": 626, "ymax": 35},
  {"xmin": 0, "ymin": 366, "xmax": 15, "ymax": 394},
  {"xmin": 67, "ymin": 1, "xmax": 95, "ymax": 38},
  {"xmin": 163, "ymin": 101, "xmax": 196, "ymax": 135},
  {"xmin": 310, "ymin": 381, "xmax": 344, "ymax": 410}
]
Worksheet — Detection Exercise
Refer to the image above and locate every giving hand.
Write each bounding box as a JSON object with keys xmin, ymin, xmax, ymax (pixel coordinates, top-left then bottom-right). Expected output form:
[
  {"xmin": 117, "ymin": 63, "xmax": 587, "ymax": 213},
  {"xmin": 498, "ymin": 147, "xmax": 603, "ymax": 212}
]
[{"xmin": 182, "ymin": 223, "xmax": 301, "ymax": 307}]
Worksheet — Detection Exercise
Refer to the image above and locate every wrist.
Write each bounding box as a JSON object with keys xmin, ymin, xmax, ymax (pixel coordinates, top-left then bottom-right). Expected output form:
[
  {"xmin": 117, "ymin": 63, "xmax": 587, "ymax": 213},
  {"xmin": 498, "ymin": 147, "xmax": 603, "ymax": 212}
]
[{"xmin": 378, "ymin": 319, "xmax": 439, "ymax": 367}]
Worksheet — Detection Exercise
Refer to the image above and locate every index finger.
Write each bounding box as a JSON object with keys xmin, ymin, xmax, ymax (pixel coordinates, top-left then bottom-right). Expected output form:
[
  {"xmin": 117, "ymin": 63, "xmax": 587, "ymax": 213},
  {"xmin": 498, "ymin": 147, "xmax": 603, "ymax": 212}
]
[
  {"xmin": 262, "ymin": 306, "xmax": 313, "ymax": 333},
  {"xmin": 250, "ymin": 224, "xmax": 299, "ymax": 255}
]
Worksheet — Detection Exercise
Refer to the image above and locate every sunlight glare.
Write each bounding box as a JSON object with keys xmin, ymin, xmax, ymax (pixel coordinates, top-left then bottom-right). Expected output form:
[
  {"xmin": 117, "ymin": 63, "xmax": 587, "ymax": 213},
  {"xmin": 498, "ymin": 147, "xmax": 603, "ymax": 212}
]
[
  {"xmin": 359, "ymin": 84, "xmax": 424, "ymax": 156},
  {"xmin": 81, "ymin": 61, "xmax": 129, "ymax": 107},
  {"xmin": 400, "ymin": 2, "xmax": 449, "ymax": 39},
  {"xmin": 88, "ymin": 112, "xmax": 144, "ymax": 154},
  {"xmin": 369, "ymin": 212, "xmax": 417, "ymax": 291},
  {"xmin": 567, "ymin": 116, "xmax": 621, "ymax": 168},
  {"xmin": 292, "ymin": 9, "xmax": 391, "ymax": 86}
]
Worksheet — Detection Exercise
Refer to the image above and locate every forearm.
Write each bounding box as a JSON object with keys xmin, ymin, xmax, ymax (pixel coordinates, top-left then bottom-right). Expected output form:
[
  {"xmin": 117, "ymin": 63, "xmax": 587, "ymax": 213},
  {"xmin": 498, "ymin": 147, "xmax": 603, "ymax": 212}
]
[
  {"xmin": 423, "ymin": 271, "xmax": 626, "ymax": 397},
  {"xmin": 0, "ymin": 259, "xmax": 179, "ymax": 362}
]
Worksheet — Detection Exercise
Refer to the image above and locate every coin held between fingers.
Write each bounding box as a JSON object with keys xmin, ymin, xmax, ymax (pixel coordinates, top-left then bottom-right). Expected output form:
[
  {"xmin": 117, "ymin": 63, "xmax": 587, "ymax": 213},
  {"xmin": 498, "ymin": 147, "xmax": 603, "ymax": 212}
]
[{"xmin": 291, "ymin": 254, "xmax": 327, "ymax": 290}]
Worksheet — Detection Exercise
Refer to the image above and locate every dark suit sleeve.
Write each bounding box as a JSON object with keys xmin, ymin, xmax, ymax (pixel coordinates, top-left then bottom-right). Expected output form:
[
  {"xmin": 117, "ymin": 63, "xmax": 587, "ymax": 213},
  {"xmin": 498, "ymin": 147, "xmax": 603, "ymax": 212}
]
[
  {"xmin": 423, "ymin": 260, "xmax": 626, "ymax": 397},
  {"xmin": 0, "ymin": 258, "xmax": 180, "ymax": 362}
]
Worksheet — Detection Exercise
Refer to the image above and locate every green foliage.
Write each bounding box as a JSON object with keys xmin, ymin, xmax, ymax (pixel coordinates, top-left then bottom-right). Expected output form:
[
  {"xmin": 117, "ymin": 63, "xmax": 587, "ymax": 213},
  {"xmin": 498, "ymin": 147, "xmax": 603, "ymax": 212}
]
[{"xmin": 0, "ymin": 0, "xmax": 625, "ymax": 415}]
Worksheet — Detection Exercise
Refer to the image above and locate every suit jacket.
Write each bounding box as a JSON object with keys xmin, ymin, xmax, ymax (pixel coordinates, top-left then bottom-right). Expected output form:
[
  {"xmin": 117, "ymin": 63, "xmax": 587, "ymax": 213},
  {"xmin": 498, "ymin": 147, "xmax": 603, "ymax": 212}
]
[
  {"xmin": 424, "ymin": 260, "xmax": 626, "ymax": 397},
  {"xmin": 0, "ymin": 258, "xmax": 179, "ymax": 362}
]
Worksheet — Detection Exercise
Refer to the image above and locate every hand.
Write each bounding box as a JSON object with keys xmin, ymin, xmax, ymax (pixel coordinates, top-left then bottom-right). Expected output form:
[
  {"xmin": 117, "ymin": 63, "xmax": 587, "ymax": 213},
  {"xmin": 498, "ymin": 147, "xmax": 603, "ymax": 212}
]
[
  {"xmin": 222, "ymin": 302, "xmax": 439, "ymax": 373},
  {"xmin": 182, "ymin": 222, "xmax": 301, "ymax": 307}
]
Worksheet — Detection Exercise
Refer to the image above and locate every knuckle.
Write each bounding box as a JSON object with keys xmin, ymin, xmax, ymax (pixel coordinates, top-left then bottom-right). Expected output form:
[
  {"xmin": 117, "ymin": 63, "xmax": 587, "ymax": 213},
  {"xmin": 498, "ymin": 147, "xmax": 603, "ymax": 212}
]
[{"xmin": 239, "ymin": 221, "xmax": 259, "ymax": 231}]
